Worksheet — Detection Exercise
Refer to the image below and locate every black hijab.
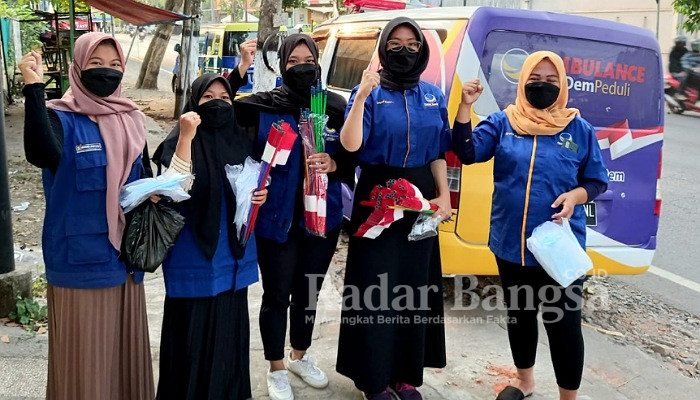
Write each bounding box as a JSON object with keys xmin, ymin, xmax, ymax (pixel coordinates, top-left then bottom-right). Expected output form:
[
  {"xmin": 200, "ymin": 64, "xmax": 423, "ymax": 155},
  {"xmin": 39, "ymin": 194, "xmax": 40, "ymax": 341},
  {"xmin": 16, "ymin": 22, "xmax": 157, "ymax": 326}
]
[
  {"xmin": 235, "ymin": 34, "xmax": 347, "ymax": 131},
  {"xmin": 378, "ymin": 17, "xmax": 430, "ymax": 91},
  {"xmin": 153, "ymin": 74, "xmax": 251, "ymax": 259}
]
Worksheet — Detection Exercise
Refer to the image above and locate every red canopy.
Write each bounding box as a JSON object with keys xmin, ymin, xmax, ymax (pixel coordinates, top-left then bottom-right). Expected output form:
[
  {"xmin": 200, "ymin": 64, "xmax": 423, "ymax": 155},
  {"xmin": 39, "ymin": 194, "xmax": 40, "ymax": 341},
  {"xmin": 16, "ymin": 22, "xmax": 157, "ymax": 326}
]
[{"xmin": 84, "ymin": 0, "xmax": 189, "ymax": 26}]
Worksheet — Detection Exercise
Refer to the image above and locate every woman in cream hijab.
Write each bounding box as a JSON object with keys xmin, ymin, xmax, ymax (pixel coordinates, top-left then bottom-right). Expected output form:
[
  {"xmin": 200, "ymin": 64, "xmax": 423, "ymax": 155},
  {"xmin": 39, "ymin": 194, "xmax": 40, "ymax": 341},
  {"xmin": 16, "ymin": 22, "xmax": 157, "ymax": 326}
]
[{"xmin": 451, "ymin": 51, "xmax": 609, "ymax": 400}]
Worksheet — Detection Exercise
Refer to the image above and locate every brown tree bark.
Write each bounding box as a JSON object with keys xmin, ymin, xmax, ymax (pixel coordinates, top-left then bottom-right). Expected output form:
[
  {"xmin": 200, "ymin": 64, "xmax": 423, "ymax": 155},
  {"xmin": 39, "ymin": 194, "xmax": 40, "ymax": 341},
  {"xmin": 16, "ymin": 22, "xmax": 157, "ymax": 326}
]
[{"xmin": 135, "ymin": 0, "xmax": 185, "ymax": 89}]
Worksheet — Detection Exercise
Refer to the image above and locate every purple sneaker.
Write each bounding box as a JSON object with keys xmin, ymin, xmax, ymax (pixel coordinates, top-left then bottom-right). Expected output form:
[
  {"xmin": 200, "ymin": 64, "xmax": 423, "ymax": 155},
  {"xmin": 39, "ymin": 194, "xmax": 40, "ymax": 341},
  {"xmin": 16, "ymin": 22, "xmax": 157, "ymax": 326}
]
[
  {"xmin": 392, "ymin": 383, "xmax": 423, "ymax": 400},
  {"xmin": 365, "ymin": 388, "xmax": 396, "ymax": 400}
]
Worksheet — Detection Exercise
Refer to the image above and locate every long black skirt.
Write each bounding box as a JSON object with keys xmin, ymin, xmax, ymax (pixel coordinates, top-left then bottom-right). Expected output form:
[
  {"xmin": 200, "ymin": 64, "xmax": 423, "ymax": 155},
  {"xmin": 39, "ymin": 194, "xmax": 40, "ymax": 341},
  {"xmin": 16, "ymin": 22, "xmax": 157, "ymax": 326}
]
[
  {"xmin": 336, "ymin": 164, "xmax": 447, "ymax": 394},
  {"xmin": 156, "ymin": 287, "xmax": 251, "ymax": 400}
]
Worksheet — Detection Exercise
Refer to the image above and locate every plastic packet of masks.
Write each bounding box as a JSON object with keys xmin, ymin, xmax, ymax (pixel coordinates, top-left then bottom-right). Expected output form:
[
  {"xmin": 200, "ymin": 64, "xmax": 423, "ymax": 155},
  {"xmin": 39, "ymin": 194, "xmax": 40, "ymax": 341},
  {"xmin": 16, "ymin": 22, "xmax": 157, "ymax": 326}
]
[
  {"xmin": 526, "ymin": 218, "xmax": 593, "ymax": 287},
  {"xmin": 408, "ymin": 213, "xmax": 443, "ymax": 241},
  {"xmin": 225, "ymin": 157, "xmax": 271, "ymax": 241},
  {"xmin": 120, "ymin": 169, "xmax": 193, "ymax": 213}
]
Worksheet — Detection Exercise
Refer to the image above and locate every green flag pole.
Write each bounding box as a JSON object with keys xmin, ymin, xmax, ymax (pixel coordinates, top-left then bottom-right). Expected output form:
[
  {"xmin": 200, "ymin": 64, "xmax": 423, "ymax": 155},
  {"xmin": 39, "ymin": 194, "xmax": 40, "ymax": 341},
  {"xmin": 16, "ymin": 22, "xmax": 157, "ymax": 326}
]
[{"xmin": 69, "ymin": 0, "xmax": 75, "ymax": 60}]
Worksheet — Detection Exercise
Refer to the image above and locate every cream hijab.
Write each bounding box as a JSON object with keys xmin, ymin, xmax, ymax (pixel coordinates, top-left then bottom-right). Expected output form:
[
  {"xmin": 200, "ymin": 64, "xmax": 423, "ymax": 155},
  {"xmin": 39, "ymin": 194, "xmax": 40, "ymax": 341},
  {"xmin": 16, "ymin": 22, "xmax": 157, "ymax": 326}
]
[{"xmin": 504, "ymin": 51, "xmax": 579, "ymax": 135}]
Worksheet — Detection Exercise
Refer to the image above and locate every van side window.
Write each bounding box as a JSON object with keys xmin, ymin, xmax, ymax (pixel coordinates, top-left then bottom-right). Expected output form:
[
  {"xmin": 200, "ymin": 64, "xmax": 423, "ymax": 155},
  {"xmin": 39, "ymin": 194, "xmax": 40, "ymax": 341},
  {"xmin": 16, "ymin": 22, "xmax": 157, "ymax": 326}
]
[
  {"xmin": 327, "ymin": 38, "xmax": 378, "ymax": 91},
  {"xmin": 316, "ymin": 39, "xmax": 328, "ymax": 58},
  {"xmin": 435, "ymin": 29, "xmax": 447, "ymax": 43}
]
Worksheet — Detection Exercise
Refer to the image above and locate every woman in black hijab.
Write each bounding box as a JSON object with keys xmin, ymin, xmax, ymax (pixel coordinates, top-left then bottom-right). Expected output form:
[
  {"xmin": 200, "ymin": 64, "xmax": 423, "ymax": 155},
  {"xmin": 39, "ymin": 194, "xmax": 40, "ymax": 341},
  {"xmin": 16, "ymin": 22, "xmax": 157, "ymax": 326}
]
[
  {"xmin": 337, "ymin": 17, "xmax": 450, "ymax": 400},
  {"xmin": 232, "ymin": 34, "xmax": 351, "ymax": 400},
  {"xmin": 153, "ymin": 74, "xmax": 267, "ymax": 400}
]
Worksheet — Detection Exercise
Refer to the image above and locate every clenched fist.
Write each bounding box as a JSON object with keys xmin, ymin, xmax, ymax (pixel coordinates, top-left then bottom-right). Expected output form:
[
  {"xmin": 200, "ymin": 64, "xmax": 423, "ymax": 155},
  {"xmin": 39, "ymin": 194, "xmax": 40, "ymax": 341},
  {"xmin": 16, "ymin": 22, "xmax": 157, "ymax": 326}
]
[
  {"xmin": 357, "ymin": 70, "xmax": 380, "ymax": 99},
  {"xmin": 461, "ymin": 79, "xmax": 483, "ymax": 106},
  {"xmin": 19, "ymin": 51, "xmax": 44, "ymax": 85},
  {"xmin": 240, "ymin": 38, "xmax": 257, "ymax": 68},
  {"xmin": 180, "ymin": 111, "xmax": 201, "ymax": 139}
]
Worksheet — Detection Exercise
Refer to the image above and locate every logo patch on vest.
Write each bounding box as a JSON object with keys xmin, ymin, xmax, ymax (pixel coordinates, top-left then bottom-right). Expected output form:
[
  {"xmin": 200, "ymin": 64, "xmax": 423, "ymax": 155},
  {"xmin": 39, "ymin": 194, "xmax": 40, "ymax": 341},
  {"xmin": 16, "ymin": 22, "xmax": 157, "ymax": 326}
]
[
  {"xmin": 75, "ymin": 143, "xmax": 103, "ymax": 153},
  {"xmin": 424, "ymin": 93, "xmax": 438, "ymax": 107}
]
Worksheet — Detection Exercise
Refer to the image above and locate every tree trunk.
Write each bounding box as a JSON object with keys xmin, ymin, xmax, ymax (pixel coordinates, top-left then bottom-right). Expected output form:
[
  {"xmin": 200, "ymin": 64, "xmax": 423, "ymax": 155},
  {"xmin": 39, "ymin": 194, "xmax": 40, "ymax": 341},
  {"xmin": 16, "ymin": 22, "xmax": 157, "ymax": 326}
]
[
  {"xmin": 135, "ymin": 0, "xmax": 185, "ymax": 89},
  {"xmin": 174, "ymin": 0, "xmax": 202, "ymax": 118},
  {"xmin": 253, "ymin": 0, "xmax": 283, "ymax": 93}
]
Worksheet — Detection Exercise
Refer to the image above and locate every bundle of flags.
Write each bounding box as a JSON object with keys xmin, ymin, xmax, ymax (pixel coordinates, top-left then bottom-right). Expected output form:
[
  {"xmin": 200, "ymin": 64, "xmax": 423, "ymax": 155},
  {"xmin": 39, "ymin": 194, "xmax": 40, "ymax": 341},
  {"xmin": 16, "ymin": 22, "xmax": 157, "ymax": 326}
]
[
  {"xmin": 299, "ymin": 80, "xmax": 330, "ymax": 237},
  {"xmin": 354, "ymin": 178, "xmax": 438, "ymax": 239},
  {"xmin": 241, "ymin": 121, "xmax": 298, "ymax": 245}
]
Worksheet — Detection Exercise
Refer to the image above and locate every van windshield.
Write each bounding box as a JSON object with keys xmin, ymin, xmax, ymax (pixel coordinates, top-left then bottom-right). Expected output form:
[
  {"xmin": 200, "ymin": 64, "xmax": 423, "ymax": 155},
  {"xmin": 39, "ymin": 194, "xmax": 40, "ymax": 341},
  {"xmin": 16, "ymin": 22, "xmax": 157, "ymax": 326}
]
[
  {"xmin": 223, "ymin": 31, "xmax": 258, "ymax": 57},
  {"xmin": 483, "ymin": 31, "xmax": 662, "ymax": 129}
]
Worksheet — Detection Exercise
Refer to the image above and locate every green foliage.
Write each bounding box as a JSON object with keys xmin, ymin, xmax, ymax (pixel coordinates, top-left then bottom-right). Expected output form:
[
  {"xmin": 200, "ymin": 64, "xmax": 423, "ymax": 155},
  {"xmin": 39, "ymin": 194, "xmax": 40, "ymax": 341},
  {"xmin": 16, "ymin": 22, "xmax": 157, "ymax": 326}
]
[
  {"xmin": 0, "ymin": 1, "xmax": 45, "ymax": 69},
  {"xmin": 674, "ymin": 0, "xmax": 700, "ymax": 33},
  {"xmin": 33, "ymin": 275, "xmax": 48, "ymax": 298},
  {"xmin": 283, "ymin": 0, "xmax": 307, "ymax": 11},
  {"xmin": 220, "ymin": 0, "xmax": 246, "ymax": 22},
  {"xmin": 8, "ymin": 296, "xmax": 48, "ymax": 334},
  {"xmin": 41, "ymin": 0, "xmax": 91, "ymax": 13}
]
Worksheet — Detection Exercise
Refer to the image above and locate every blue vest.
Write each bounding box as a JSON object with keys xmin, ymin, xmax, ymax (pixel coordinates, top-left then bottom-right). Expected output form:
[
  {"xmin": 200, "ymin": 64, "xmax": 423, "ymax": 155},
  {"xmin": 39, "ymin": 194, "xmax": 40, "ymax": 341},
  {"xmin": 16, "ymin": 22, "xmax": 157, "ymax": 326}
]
[
  {"xmin": 42, "ymin": 110, "xmax": 144, "ymax": 289},
  {"xmin": 254, "ymin": 112, "xmax": 343, "ymax": 243},
  {"xmin": 161, "ymin": 192, "xmax": 259, "ymax": 298}
]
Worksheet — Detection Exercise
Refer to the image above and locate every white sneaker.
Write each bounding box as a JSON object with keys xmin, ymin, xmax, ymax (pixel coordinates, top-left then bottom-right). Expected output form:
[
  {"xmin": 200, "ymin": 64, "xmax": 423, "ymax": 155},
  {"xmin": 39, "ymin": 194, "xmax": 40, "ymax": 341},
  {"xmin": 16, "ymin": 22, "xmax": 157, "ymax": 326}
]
[
  {"xmin": 267, "ymin": 369, "xmax": 294, "ymax": 400},
  {"xmin": 286, "ymin": 352, "xmax": 329, "ymax": 389}
]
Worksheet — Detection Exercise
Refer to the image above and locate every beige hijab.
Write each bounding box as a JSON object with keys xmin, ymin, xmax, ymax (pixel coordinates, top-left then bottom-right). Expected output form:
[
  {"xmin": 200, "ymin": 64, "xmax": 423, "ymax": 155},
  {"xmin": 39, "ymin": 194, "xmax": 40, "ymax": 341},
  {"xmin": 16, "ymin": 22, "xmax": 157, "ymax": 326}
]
[{"xmin": 504, "ymin": 51, "xmax": 579, "ymax": 135}]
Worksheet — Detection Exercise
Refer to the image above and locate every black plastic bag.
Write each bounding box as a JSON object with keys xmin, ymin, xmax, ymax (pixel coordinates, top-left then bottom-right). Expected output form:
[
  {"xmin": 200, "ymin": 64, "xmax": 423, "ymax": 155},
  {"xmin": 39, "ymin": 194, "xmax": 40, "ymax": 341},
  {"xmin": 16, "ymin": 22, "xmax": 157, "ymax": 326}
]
[{"xmin": 123, "ymin": 202, "xmax": 185, "ymax": 272}]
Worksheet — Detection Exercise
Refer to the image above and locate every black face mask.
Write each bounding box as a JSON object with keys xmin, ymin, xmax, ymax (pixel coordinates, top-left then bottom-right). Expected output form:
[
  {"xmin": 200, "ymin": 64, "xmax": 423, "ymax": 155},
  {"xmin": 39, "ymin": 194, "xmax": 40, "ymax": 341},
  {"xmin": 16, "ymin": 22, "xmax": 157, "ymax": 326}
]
[
  {"xmin": 198, "ymin": 99, "xmax": 234, "ymax": 128},
  {"xmin": 385, "ymin": 48, "xmax": 419, "ymax": 75},
  {"xmin": 80, "ymin": 68, "xmax": 123, "ymax": 97},
  {"xmin": 524, "ymin": 82, "xmax": 560, "ymax": 109},
  {"xmin": 284, "ymin": 63, "xmax": 319, "ymax": 94}
]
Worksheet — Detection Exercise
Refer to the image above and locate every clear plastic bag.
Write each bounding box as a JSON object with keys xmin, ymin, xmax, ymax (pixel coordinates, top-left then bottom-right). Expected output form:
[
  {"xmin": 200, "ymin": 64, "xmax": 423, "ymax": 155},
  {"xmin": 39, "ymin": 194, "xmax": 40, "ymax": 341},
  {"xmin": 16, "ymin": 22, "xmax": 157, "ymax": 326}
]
[
  {"xmin": 408, "ymin": 213, "xmax": 443, "ymax": 241},
  {"xmin": 120, "ymin": 169, "xmax": 193, "ymax": 213},
  {"xmin": 225, "ymin": 157, "xmax": 269, "ymax": 241},
  {"xmin": 526, "ymin": 218, "xmax": 593, "ymax": 287},
  {"xmin": 123, "ymin": 202, "xmax": 185, "ymax": 273}
]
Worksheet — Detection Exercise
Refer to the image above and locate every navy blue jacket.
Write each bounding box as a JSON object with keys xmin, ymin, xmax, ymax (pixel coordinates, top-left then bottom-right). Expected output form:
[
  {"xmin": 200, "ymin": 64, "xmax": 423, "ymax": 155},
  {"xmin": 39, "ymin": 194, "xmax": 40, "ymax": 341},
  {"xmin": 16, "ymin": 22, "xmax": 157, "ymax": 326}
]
[
  {"xmin": 254, "ymin": 112, "xmax": 344, "ymax": 242},
  {"xmin": 452, "ymin": 112, "xmax": 609, "ymax": 266},
  {"xmin": 345, "ymin": 81, "xmax": 451, "ymax": 167},
  {"xmin": 162, "ymin": 193, "xmax": 259, "ymax": 298},
  {"xmin": 42, "ymin": 110, "xmax": 145, "ymax": 288}
]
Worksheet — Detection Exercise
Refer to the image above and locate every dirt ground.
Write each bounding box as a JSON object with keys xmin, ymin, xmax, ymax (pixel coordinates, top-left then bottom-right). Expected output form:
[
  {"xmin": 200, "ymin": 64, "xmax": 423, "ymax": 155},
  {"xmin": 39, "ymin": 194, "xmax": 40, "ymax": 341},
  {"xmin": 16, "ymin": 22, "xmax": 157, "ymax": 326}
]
[{"xmin": 3, "ymin": 86, "xmax": 699, "ymax": 381}]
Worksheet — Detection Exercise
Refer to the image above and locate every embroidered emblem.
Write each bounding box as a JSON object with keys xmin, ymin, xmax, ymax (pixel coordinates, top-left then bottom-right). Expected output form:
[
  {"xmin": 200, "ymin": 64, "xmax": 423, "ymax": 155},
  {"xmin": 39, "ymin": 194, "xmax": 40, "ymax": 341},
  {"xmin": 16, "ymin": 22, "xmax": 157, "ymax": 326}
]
[{"xmin": 75, "ymin": 143, "xmax": 103, "ymax": 153}]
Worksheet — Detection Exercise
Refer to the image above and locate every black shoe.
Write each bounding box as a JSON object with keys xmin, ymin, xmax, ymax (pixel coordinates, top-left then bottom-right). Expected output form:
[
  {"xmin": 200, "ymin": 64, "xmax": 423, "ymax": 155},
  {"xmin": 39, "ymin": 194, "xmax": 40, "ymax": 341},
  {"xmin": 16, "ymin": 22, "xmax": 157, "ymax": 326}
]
[{"xmin": 495, "ymin": 386, "xmax": 533, "ymax": 400}]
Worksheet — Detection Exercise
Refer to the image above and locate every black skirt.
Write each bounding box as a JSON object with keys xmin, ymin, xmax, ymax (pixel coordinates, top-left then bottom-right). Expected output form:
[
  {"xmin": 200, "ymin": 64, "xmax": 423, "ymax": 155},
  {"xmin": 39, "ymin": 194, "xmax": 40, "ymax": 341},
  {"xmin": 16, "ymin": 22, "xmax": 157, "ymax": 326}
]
[
  {"xmin": 336, "ymin": 164, "xmax": 447, "ymax": 394},
  {"xmin": 156, "ymin": 287, "xmax": 252, "ymax": 400}
]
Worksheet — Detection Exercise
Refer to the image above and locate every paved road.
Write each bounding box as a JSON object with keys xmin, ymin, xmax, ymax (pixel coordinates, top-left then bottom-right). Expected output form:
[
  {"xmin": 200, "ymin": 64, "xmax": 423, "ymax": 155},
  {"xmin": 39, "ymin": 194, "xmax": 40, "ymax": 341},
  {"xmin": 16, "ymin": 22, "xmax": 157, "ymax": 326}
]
[
  {"xmin": 114, "ymin": 33, "xmax": 180, "ymax": 92},
  {"xmin": 615, "ymin": 110, "xmax": 700, "ymax": 316}
]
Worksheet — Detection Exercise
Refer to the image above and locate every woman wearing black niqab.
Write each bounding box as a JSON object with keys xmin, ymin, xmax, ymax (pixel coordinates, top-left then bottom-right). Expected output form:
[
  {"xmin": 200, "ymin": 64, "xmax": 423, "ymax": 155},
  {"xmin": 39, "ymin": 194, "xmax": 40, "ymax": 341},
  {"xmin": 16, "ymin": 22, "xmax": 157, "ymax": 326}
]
[
  {"xmin": 337, "ymin": 17, "xmax": 450, "ymax": 400},
  {"xmin": 232, "ymin": 34, "xmax": 352, "ymax": 400},
  {"xmin": 152, "ymin": 73, "xmax": 267, "ymax": 400}
]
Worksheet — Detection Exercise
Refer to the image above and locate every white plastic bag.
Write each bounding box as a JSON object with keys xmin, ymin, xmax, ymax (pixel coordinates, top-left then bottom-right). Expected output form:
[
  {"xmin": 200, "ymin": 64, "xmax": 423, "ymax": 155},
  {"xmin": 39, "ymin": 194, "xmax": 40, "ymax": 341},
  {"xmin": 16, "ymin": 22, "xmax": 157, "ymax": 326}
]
[
  {"xmin": 408, "ymin": 213, "xmax": 443, "ymax": 241},
  {"xmin": 225, "ymin": 157, "xmax": 267, "ymax": 241},
  {"xmin": 120, "ymin": 170, "xmax": 193, "ymax": 213},
  {"xmin": 526, "ymin": 218, "xmax": 592, "ymax": 287}
]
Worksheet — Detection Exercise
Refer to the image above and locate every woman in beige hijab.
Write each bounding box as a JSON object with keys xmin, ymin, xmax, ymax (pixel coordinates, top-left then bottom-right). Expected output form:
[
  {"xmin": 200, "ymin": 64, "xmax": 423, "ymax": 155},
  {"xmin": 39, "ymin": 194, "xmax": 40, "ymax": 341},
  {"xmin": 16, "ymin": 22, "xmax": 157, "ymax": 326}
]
[{"xmin": 451, "ymin": 51, "xmax": 609, "ymax": 400}]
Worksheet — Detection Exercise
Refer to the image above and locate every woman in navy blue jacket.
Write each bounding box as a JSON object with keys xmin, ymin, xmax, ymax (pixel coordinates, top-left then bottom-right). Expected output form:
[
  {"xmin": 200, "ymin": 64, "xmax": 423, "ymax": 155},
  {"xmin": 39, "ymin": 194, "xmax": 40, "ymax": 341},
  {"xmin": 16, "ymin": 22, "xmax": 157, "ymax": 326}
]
[
  {"xmin": 453, "ymin": 51, "xmax": 609, "ymax": 400},
  {"xmin": 20, "ymin": 33, "xmax": 154, "ymax": 399},
  {"xmin": 232, "ymin": 34, "xmax": 350, "ymax": 400},
  {"xmin": 152, "ymin": 72, "xmax": 267, "ymax": 399},
  {"xmin": 337, "ymin": 17, "xmax": 451, "ymax": 400}
]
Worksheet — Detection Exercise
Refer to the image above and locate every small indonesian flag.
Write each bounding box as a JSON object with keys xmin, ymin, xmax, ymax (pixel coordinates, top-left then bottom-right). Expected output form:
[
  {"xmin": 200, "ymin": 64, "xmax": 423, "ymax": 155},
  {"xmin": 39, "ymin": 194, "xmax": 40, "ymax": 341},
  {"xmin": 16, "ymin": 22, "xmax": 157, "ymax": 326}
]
[{"xmin": 241, "ymin": 122, "xmax": 298, "ymax": 244}]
